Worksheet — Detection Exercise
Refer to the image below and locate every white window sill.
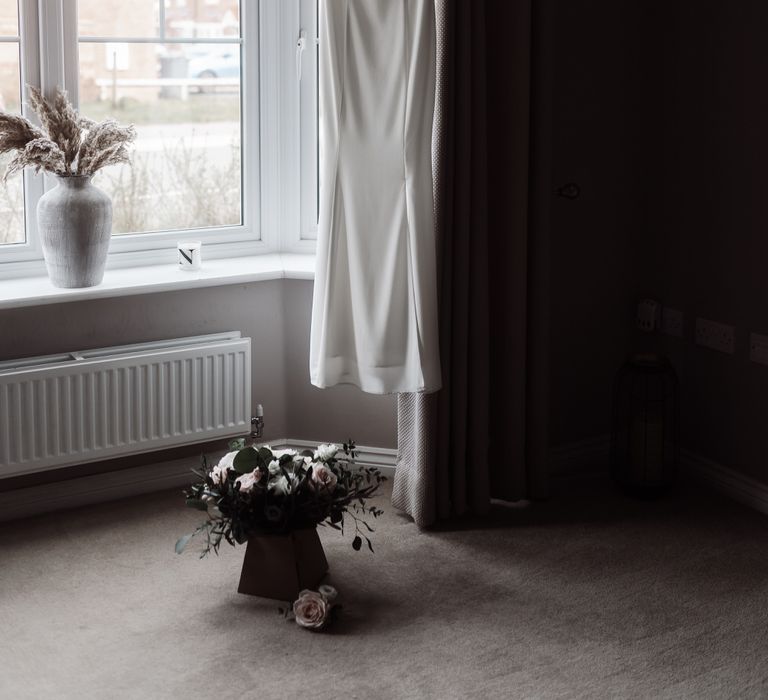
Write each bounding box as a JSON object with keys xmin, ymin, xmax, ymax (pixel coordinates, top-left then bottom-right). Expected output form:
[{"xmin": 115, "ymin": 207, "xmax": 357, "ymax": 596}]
[{"xmin": 0, "ymin": 253, "xmax": 316, "ymax": 310}]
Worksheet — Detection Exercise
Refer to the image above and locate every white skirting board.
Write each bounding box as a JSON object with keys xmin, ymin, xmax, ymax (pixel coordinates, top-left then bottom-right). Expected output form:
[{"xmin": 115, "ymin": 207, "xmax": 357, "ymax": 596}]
[
  {"xmin": 549, "ymin": 435, "xmax": 768, "ymax": 518},
  {"xmin": 271, "ymin": 439, "xmax": 397, "ymax": 474},
  {"xmin": 680, "ymin": 450, "xmax": 768, "ymax": 517},
  {"xmin": 0, "ymin": 440, "xmax": 397, "ymax": 523},
  {"xmin": 6, "ymin": 434, "xmax": 767, "ymax": 523}
]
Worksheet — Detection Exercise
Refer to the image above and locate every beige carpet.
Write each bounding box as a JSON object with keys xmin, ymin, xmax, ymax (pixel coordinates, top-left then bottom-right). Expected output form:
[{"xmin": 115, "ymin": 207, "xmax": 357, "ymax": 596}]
[{"xmin": 2, "ymin": 477, "xmax": 768, "ymax": 699}]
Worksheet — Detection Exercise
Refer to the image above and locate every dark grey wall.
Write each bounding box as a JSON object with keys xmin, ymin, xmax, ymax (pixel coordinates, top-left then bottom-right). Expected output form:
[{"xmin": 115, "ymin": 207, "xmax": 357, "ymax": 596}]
[
  {"xmin": 652, "ymin": 0, "xmax": 768, "ymax": 483},
  {"xmin": 0, "ymin": 279, "xmax": 396, "ymax": 485},
  {"xmin": 549, "ymin": 0, "xmax": 768, "ymax": 489},
  {"xmin": 548, "ymin": 0, "xmax": 662, "ymax": 447}
]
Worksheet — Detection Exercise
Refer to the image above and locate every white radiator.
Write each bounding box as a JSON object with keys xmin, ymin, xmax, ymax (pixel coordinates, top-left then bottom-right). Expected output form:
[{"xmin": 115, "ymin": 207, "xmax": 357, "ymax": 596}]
[{"xmin": 0, "ymin": 332, "xmax": 251, "ymax": 478}]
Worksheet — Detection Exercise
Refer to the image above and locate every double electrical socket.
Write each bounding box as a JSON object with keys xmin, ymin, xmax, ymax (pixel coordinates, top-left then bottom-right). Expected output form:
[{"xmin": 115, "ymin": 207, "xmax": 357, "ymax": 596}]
[
  {"xmin": 637, "ymin": 301, "xmax": 739, "ymax": 356},
  {"xmin": 637, "ymin": 300, "xmax": 682, "ymax": 335},
  {"xmin": 644, "ymin": 297, "xmax": 768, "ymax": 366},
  {"xmin": 695, "ymin": 317, "xmax": 735, "ymax": 354}
]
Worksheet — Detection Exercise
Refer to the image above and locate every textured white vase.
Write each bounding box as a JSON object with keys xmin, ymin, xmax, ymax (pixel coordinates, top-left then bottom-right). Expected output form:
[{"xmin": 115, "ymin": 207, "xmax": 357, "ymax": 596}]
[{"xmin": 37, "ymin": 175, "xmax": 113, "ymax": 288}]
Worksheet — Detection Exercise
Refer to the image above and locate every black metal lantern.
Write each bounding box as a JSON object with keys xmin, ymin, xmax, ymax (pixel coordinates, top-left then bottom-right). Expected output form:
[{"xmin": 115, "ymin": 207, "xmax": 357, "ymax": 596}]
[{"xmin": 611, "ymin": 354, "xmax": 679, "ymax": 497}]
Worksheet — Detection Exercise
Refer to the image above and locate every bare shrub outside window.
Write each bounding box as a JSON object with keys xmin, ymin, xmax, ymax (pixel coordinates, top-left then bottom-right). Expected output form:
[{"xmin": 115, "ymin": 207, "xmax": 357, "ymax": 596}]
[{"xmin": 78, "ymin": 1, "xmax": 242, "ymax": 236}]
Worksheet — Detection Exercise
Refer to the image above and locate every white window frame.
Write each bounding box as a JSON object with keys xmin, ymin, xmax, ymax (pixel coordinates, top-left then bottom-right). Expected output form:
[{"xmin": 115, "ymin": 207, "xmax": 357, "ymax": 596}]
[
  {"xmin": 0, "ymin": 0, "xmax": 317, "ymax": 279},
  {"xmin": 298, "ymin": 0, "xmax": 318, "ymax": 246}
]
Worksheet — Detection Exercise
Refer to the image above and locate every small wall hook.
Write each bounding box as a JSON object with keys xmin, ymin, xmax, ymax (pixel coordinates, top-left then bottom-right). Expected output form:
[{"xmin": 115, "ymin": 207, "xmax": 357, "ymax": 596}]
[{"xmin": 555, "ymin": 183, "xmax": 581, "ymax": 199}]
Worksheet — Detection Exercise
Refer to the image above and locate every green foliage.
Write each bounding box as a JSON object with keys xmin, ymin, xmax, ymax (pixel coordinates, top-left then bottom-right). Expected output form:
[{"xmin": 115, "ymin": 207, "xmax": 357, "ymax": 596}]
[
  {"xmin": 176, "ymin": 441, "xmax": 387, "ymax": 558},
  {"xmin": 228, "ymin": 437, "xmax": 246, "ymax": 451},
  {"xmin": 232, "ymin": 449, "xmax": 259, "ymax": 473}
]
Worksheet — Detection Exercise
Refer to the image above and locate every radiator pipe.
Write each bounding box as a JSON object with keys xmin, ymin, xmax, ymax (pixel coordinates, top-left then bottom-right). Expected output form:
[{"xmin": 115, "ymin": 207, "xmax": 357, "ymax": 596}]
[{"xmin": 250, "ymin": 404, "xmax": 264, "ymax": 441}]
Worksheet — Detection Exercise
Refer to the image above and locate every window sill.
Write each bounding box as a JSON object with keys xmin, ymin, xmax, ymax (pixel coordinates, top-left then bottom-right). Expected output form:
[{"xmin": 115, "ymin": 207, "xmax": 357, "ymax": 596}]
[{"xmin": 0, "ymin": 253, "xmax": 315, "ymax": 310}]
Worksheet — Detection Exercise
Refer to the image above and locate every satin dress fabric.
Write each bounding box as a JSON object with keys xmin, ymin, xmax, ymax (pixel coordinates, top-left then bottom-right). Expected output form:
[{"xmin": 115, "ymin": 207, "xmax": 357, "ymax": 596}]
[{"xmin": 310, "ymin": 0, "xmax": 441, "ymax": 394}]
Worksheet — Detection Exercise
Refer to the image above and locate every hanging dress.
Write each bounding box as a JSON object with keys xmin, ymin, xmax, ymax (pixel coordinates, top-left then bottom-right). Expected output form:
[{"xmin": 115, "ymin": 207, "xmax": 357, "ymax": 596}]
[{"xmin": 309, "ymin": 0, "xmax": 441, "ymax": 395}]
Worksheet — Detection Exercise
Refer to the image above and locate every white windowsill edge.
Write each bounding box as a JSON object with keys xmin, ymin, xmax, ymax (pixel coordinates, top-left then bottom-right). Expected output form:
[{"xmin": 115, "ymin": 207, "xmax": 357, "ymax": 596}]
[{"xmin": 0, "ymin": 253, "xmax": 316, "ymax": 311}]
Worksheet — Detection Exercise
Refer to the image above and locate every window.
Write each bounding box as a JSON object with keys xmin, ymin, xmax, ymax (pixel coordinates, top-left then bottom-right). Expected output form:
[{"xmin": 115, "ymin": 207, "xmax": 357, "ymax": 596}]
[
  {"xmin": 0, "ymin": 0, "xmax": 318, "ymax": 276},
  {"xmin": 0, "ymin": 0, "xmax": 24, "ymax": 246},
  {"xmin": 77, "ymin": 0, "xmax": 243, "ymax": 236}
]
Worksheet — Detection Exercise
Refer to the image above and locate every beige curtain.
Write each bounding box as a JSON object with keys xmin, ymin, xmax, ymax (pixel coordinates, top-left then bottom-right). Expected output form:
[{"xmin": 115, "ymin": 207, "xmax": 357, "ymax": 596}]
[{"xmin": 392, "ymin": 0, "xmax": 551, "ymax": 526}]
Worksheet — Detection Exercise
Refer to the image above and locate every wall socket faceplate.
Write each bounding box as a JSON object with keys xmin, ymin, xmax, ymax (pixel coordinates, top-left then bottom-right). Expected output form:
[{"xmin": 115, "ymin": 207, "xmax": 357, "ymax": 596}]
[
  {"xmin": 637, "ymin": 299, "xmax": 661, "ymax": 332},
  {"xmin": 661, "ymin": 307, "xmax": 684, "ymax": 338},
  {"xmin": 695, "ymin": 317, "xmax": 735, "ymax": 354},
  {"xmin": 749, "ymin": 333, "xmax": 768, "ymax": 366}
]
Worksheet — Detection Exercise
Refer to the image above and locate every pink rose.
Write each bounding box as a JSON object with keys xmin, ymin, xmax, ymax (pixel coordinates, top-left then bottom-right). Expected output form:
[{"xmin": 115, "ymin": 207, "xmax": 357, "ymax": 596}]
[
  {"xmin": 310, "ymin": 463, "xmax": 338, "ymax": 493},
  {"xmin": 235, "ymin": 468, "xmax": 263, "ymax": 494},
  {"xmin": 293, "ymin": 590, "xmax": 329, "ymax": 630}
]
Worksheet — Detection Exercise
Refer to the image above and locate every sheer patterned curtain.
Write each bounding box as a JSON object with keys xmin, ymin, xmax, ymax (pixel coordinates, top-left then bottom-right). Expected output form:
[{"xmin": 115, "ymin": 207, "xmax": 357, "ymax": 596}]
[{"xmin": 392, "ymin": 0, "xmax": 551, "ymax": 526}]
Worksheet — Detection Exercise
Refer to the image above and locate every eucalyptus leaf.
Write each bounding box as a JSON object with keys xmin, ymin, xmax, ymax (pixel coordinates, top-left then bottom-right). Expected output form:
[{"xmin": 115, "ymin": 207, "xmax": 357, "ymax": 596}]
[
  {"xmin": 233, "ymin": 448, "xmax": 259, "ymax": 473},
  {"xmin": 352, "ymin": 535, "xmax": 362, "ymax": 551},
  {"xmin": 175, "ymin": 532, "xmax": 195, "ymax": 554}
]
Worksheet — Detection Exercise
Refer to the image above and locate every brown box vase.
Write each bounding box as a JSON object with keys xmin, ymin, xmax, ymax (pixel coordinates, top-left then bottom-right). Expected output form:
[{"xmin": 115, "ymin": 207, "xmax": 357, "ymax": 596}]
[{"xmin": 237, "ymin": 527, "xmax": 329, "ymax": 600}]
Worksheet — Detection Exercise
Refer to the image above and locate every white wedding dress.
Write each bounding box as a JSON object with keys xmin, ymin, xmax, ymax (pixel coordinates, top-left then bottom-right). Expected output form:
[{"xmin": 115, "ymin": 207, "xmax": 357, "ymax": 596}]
[{"xmin": 309, "ymin": 0, "xmax": 441, "ymax": 395}]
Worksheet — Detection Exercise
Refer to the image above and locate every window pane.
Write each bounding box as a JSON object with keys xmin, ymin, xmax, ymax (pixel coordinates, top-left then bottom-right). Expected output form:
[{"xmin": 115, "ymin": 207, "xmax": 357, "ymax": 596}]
[
  {"xmin": 0, "ymin": 0, "xmax": 18, "ymax": 36},
  {"xmin": 164, "ymin": 0, "xmax": 240, "ymax": 39},
  {"xmin": 79, "ymin": 42, "xmax": 242, "ymax": 235},
  {"xmin": 78, "ymin": 0, "xmax": 159, "ymax": 38},
  {"xmin": 0, "ymin": 41, "xmax": 23, "ymax": 245}
]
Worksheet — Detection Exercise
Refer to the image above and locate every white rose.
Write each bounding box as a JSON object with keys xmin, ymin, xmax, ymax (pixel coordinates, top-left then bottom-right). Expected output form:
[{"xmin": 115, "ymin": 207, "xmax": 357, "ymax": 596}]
[
  {"xmin": 268, "ymin": 459, "xmax": 282, "ymax": 476},
  {"xmin": 210, "ymin": 465, "xmax": 228, "ymax": 485},
  {"xmin": 309, "ymin": 463, "xmax": 338, "ymax": 493},
  {"xmin": 269, "ymin": 474, "xmax": 298, "ymax": 496},
  {"xmin": 272, "ymin": 448, "xmax": 297, "ymax": 459},
  {"xmin": 210, "ymin": 450, "xmax": 238, "ymax": 485},
  {"xmin": 314, "ymin": 443, "xmax": 339, "ymax": 462},
  {"xmin": 218, "ymin": 450, "xmax": 238, "ymax": 470}
]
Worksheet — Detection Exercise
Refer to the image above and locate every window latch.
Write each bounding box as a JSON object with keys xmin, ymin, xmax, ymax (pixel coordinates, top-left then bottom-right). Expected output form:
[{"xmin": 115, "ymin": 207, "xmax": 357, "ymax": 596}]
[{"xmin": 296, "ymin": 29, "xmax": 308, "ymax": 80}]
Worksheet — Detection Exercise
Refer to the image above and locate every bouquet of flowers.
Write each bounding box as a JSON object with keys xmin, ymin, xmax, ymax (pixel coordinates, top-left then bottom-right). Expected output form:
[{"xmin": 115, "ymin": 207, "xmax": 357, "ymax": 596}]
[{"xmin": 176, "ymin": 440, "xmax": 385, "ymax": 557}]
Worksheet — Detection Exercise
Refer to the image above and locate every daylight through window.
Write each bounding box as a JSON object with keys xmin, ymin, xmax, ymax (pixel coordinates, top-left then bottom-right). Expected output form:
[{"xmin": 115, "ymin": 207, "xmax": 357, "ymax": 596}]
[
  {"xmin": 0, "ymin": 0, "xmax": 23, "ymax": 246},
  {"xmin": 77, "ymin": 0, "xmax": 243, "ymax": 236}
]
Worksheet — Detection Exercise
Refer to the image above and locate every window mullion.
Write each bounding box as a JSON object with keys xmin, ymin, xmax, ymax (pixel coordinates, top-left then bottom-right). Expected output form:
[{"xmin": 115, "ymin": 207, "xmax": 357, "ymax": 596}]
[
  {"xmin": 298, "ymin": 0, "xmax": 318, "ymax": 246},
  {"xmin": 7, "ymin": 0, "xmax": 44, "ymax": 265},
  {"xmin": 259, "ymin": 0, "xmax": 301, "ymax": 253},
  {"xmin": 61, "ymin": 0, "xmax": 79, "ymax": 105},
  {"xmin": 36, "ymin": 0, "xmax": 65, "ymax": 98}
]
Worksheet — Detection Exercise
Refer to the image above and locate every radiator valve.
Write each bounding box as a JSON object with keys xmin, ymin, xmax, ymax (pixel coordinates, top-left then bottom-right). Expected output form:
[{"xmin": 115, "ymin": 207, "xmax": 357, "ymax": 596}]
[{"xmin": 250, "ymin": 404, "xmax": 264, "ymax": 441}]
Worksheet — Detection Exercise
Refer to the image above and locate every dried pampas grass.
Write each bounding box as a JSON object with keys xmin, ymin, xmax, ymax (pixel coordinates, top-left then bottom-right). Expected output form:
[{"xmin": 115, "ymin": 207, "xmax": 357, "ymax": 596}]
[{"xmin": 0, "ymin": 86, "xmax": 135, "ymax": 181}]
